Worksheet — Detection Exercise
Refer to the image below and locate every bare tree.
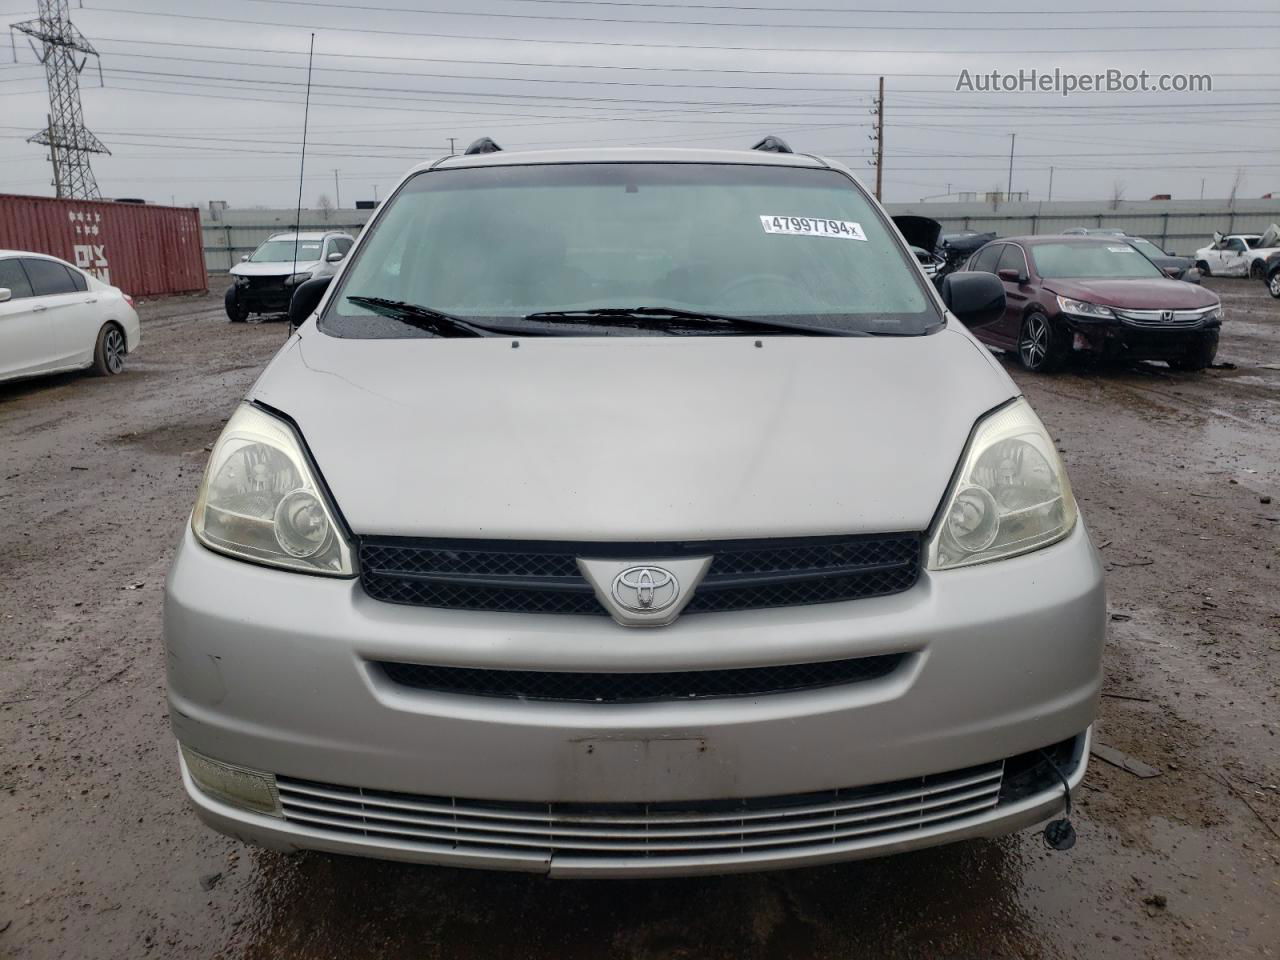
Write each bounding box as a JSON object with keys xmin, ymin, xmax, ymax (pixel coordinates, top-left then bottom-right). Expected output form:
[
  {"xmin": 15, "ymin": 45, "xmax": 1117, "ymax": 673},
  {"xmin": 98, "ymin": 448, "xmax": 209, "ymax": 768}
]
[
  {"xmin": 1109, "ymin": 180, "xmax": 1126, "ymax": 210},
  {"xmin": 316, "ymin": 193, "xmax": 333, "ymax": 220},
  {"xmin": 1227, "ymin": 168, "xmax": 1244, "ymax": 207}
]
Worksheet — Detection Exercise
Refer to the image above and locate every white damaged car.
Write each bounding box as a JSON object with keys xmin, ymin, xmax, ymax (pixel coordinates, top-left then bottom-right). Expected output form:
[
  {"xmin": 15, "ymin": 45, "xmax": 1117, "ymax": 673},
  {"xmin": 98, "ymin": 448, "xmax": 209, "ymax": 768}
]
[{"xmin": 1195, "ymin": 224, "xmax": 1280, "ymax": 279}]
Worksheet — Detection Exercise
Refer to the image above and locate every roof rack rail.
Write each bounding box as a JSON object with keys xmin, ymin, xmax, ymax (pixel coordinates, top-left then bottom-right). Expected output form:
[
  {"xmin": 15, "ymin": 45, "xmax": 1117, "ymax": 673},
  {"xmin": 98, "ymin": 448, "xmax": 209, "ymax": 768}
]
[
  {"xmin": 751, "ymin": 136, "xmax": 793, "ymax": 154},
  {"xmin": 464, "ymin": 137, "xmax": 503, "ymax": 155}
]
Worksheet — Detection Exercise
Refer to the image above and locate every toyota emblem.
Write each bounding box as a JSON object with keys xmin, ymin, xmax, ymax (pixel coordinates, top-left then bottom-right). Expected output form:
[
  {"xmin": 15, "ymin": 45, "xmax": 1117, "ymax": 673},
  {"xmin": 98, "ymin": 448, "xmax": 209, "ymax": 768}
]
[{"xmin": 611, "ymin": 566, "xmax": 680, "ymax": 613}]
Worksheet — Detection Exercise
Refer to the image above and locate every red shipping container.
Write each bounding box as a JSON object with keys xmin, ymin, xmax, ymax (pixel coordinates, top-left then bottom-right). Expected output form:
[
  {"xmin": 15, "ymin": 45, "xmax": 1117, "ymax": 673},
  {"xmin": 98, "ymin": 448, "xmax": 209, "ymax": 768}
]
[{"xmin": 0, "ymin": 193, "xmax": 207, "ymax": 298}]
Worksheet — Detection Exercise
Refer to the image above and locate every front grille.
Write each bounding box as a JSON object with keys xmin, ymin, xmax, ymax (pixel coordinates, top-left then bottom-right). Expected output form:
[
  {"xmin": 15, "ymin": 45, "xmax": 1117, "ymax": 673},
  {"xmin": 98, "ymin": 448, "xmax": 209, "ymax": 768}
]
[
  {"xmin": 1114, "ymin": 306, "xmax": 1214, "ymax": 328},
  {"xmin": 359, "ymin": 533, "xmax": 921, "ymax": 616},
  {"xmin": 276, "ymin": 760, "xmax": 1006, "ymax": 864},
  {"xmin": 243, "ymin": 275, "xmax": 288, "ymax": 291},
  {"xmin": 377, "ymin": 654, "xmax": 906, "ymax": 703}
]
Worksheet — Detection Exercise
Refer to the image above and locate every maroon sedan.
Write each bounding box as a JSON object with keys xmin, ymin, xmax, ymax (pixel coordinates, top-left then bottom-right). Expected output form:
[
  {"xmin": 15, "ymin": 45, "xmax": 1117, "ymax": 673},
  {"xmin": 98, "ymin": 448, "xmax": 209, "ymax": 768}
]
[{"xmin": 962, "ymin": 235, "xmax": 1222, "ymax": 372}]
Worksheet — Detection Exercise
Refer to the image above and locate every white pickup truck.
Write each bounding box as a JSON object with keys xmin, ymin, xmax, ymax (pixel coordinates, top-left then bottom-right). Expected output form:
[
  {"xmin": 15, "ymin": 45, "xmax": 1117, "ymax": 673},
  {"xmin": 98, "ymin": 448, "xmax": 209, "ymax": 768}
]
[{"xmin": 1195, "ymin": 224, "xmax": 1280, "ymax": 278}]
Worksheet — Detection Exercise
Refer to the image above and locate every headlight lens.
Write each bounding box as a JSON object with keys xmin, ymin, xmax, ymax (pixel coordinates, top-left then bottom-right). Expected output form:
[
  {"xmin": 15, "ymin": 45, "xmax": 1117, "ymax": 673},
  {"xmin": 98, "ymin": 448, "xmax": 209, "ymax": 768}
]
[
  {"xmin": 191, "ymin": 404, "xmax": 353, "ymax": 575},
  {"xmin": 927, "ymin": 398, "xmax": 1077, "ymax": 570},
  {"xmin": 284, "ymin": 271, "xmax": 312, "ymax": 286},
  {"xmin": 1056, "ymin": 295, "xmax": 1114, "ymax": 319}
]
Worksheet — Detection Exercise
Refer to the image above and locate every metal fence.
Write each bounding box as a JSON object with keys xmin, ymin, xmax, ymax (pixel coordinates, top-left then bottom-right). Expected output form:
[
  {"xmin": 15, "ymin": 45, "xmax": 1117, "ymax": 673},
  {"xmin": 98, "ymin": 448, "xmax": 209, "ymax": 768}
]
[
  {"xmin": 881, "ymin": 198, "xmax": 1280, "ymax": 257},
  {"xmin": 201, "ymin": 198, "xmax": 1280, "ymax": 272},
  {"xmin": 202, "ymin": 207, "xmax": 374, "ymax": 272}
]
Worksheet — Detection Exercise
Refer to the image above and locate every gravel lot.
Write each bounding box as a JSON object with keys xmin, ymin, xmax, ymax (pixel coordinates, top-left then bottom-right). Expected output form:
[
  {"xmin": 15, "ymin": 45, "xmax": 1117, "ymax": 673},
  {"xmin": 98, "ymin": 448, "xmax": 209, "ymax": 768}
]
[{"xmin": 1, "ymin": 277, "xmax": 1277, "ymax": 960}]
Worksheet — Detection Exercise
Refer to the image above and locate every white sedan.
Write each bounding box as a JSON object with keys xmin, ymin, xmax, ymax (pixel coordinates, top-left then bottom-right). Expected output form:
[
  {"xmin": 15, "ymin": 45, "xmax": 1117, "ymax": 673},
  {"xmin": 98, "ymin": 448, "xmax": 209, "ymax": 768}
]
[{"xmin": 0, "ymin": 249, "xmax": 140, "ymax": 385}]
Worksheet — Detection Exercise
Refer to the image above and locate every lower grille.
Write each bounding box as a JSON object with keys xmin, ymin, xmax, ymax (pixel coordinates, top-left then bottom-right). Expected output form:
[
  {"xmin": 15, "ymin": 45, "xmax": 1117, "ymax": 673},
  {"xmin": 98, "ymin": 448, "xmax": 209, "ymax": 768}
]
[
  {"xmin": 359, "ymin": 533, "xmax": 921, "ymax": 616},
  {"xmin": 277, "ymin": 760, "xmax": 1007, "ymax": 862},
  {"xmin": 377, "ymin": 654, "xmax": 906, "ymax": 703}
]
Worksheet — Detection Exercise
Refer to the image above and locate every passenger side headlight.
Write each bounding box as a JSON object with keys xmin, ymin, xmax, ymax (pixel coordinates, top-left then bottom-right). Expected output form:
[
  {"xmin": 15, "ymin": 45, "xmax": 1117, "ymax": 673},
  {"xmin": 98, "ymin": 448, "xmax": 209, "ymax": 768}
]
[
  {"xmin": 927, "ymin": 399, "xmax": 1077, "ymax": 570},
  {"xmin": 1056, "ymin": 296, "xmax": 1113, "ymax": 319},
  {"xmin": 191, "ymin": 403, "xmax": 353, "ymax": 575}
]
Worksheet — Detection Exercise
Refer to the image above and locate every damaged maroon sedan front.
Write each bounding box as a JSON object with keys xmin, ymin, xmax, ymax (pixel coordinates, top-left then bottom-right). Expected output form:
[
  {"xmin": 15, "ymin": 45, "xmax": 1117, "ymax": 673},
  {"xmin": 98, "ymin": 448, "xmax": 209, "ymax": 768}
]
[{"xmin": 964, "ymin": 235, "xmax": 1222, "ymax": 372}]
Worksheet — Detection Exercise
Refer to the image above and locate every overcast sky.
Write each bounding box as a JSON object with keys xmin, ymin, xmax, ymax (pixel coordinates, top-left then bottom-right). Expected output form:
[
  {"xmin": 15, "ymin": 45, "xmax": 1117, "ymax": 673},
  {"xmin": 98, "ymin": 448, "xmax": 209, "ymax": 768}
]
[{"xmin": 1, "ymin": 0, "xmax": 1277, "ymax": 208}]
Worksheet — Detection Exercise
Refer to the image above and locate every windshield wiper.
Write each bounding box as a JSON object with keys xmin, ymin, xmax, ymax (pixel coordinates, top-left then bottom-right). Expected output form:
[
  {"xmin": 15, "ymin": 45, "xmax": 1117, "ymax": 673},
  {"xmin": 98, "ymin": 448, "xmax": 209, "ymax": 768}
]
[
  {"xmin": 521, "ymin": 306, "xmax": 863, "ymax": 337},
  {"xmin": 345, "ymin": 296, "xmax": 501, "ymax": 338}
]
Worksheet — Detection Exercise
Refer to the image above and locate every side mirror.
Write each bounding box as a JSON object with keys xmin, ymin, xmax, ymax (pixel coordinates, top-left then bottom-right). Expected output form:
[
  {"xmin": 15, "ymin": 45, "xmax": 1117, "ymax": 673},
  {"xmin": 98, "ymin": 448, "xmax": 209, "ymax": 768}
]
[
  {"xmin": 0, "ymin": 287, "xmax": 11, "ymax": 303},
  {"xmin": 240, "ymin": 254, "xmax": 250, "ymax": 262},
  {"xmin": 939, "ymin": 271, "xmax": 1006, "ymax": 328},
  {"xmin": 326, "ymin": 251, "xmax": 344, "ymax": 263},
  {"xmin": 1162, "ymin": 266, "xmax": 1182, "ymax": 278},
  {"xmin": 288, "ymin": 275, "xmax": 332, "ymax": 329},
  {"xmin": 996, "ymin": 268, "xmax": 1027, "ymax": 284}
]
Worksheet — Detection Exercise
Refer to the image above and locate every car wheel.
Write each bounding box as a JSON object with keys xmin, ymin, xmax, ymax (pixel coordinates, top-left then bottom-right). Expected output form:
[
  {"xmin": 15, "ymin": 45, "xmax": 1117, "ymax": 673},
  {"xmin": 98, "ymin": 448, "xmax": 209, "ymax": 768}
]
[
  {"xmin": 1250, "ymin": 261, "xmax": 1265, "ymax": 280},
  {"xmin": 225, "ymin": 285, "xmax": 249, "ymax": 322},
  {"xmin": 1195, "ymin": 260, "xmax": 1211, "ymax": 277},
  {"xmin": 1168, "ymin": 330, "xmax": 1219, "ymax": 372},
  {"xmin": 92, "ymin": 323, "xmax": 126, "ymax": 376},
  {"xmin": 1268, "ymin": 271, "xmax": 1280, "ymax": 299},
  {"xmin": 1017, "ymin": 311, "xmax": 1064, "ymax": 373}
]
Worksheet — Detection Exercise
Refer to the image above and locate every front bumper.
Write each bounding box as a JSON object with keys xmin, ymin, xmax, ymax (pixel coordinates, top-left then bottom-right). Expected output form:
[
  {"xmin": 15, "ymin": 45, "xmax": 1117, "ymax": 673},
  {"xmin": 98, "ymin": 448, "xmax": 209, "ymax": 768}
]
[
  {"xmin": 1059, "ymin": 314, "xmax": 1219, "ymax": 360},
  {"xmin": 232, "ymin": 278, "xmax": 294, "ymax": 313},
  {"xmin": 165, "ymin": 521, "xmax": 1105, "ymax": 876}
]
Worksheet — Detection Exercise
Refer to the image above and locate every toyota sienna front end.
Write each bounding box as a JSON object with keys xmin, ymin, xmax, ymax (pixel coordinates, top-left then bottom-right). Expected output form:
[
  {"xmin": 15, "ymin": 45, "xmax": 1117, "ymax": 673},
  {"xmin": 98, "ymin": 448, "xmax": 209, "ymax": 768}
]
[{"xmin": 165, "ymin": 142, "xmax": 1105, "ymax": 877}]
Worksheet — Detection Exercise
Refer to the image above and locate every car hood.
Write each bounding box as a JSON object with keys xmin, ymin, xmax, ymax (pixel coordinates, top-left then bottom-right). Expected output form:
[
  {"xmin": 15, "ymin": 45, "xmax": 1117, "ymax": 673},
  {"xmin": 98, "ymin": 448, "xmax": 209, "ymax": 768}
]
[
  {"xmin": 1043, "ymin": 277, "xmax": 1219, "ymax": 309},
  {"xmin": 230, "ymin": 259, "xmax": 322, "ymax": 278},
  {"xmin": 250, "ymin": 326, "xmax": 1015, "ymax": 541},
  {"xmin": 892, "ymin": 215, "xmax": 942, "ymax": 253}
]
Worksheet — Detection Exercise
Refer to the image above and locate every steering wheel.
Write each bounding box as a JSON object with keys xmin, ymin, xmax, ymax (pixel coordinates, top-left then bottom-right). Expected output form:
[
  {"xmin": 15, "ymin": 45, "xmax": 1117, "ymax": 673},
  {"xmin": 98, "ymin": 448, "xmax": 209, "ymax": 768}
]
[{"xmin": 716, "ymin": 273, "xmax": 815, "ymax": 310}]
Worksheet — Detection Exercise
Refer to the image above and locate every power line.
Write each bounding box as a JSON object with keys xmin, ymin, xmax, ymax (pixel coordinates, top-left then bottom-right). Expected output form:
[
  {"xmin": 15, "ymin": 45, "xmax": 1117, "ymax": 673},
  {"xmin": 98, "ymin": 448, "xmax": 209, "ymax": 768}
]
[
  {"xmin": 218, "ymin": 0, "xmax": 1280, "ymax": 31},
  {"xmin": 75, "ymin": 34, "xmax": 1280, "ymax": 81},
  {"xmin": 77, "ymin": 6, "xmax": 1280, "ymax": 54},
  {"xmin": 400, "ymin": 0, "xmax": 1280, "ymax": 13}
]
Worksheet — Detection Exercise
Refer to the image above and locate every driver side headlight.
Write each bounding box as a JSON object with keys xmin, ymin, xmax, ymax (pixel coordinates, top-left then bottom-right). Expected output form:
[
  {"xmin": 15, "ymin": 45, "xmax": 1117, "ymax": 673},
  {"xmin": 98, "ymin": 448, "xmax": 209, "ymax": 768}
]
[
  {"xmin": 192, "ymin": 404, "xmax": 353, "ymax": 576},
  {"xmin": 927, "ymin": 399, "xmax": 1077, "ymax": 570}
]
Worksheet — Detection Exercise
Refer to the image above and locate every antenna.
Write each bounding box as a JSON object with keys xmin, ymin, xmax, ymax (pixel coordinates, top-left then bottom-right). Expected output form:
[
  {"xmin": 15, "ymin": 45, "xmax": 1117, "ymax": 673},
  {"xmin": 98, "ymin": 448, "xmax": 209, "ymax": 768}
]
[{"xmin": 290, "ymin": 31, "xmax": 315, "ymax": 332}]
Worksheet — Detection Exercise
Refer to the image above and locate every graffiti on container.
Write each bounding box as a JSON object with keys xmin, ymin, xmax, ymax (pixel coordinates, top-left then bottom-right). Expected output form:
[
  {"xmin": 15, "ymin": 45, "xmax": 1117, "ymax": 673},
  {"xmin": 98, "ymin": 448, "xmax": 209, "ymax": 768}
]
[{"xmin": 68, "ymin": 209, "xmax": 110, "ymax": 284}]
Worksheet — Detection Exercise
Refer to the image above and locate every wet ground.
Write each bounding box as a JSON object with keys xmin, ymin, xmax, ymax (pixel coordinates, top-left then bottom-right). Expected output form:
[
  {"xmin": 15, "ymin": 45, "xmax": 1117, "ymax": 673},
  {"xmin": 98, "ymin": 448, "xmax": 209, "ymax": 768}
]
[{"xmin": 1, "ymin": 278, "xmax": 1277, "ymax": 960}]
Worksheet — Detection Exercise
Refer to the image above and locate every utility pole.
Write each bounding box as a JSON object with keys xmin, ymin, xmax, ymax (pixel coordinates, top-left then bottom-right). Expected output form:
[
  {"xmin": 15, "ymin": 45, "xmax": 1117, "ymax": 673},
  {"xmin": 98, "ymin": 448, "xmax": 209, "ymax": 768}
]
[
  {"xmin": 1048, "ymin": 165, "xmax": 1054, "ymax": 202},
  {"xmin": 1006, "ymin": 133, "xmax": 1016, "ymax": 199},
  {"xmin": 870, "ymin": 77, "xmax": 885, "ymax": 201},
  {"xmin": 333, "ymin": 168, "xmax": 341, "ymax": 209},
  {"xmin": 14, "ymin": 1, "xmax": 109, "ymax": 199},
  {"xmin": 1200, "ymin": 178, "xmax": 1205, "ymax": 200}
]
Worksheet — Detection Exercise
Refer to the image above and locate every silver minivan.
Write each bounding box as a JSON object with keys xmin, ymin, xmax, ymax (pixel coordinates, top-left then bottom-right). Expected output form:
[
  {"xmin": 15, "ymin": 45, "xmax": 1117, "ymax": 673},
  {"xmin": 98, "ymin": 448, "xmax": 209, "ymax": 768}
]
[{"xmin": 166, "ymin": 140, "xmax": 1105, "ymax": 878}]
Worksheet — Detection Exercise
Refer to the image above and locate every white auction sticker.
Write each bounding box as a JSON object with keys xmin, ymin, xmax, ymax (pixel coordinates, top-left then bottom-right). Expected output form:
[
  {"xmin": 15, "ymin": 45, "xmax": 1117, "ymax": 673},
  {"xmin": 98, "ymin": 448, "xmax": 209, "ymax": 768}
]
[
  {"xmin": 1107, "ymin": 245, "xmax": 1137, "ymax": 253},
  {"xmin": 760, "ymin": 215, "xmax": 868, "ymax": 241}
]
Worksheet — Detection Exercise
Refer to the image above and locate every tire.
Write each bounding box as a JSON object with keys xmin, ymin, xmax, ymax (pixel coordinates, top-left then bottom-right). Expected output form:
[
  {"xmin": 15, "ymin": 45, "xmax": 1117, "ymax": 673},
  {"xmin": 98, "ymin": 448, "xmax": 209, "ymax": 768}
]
[
  {"xmin": 1250, "ymin": 260, "xmax": 1265, "ymax": 280},
  {"xmin": 1268, "ymin": 270, "xmax": 1280, "ymax": 299},
  {"xmin": 1168, "ymin": 331, "xmax": 1219, "ymax": 372},
  {"xmin": 225, "ymin": 284, "xmax": 249, "ymax": 322},
  {"xmin": 1195, "ymin": 260, "xmax": 1211, "ymax": 277},
  {"xmin": 1017, "ymin": 311, "xmax": 1066, "ymax": 373},
  {"xmin": 92, "ymin": 323, "xmax": 126, "ymax": 376}
]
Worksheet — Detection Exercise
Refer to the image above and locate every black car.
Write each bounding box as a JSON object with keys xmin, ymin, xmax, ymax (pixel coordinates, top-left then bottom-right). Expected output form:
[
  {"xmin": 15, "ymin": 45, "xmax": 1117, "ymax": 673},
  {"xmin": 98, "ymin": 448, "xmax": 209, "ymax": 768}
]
[
  {"xmin": 1118, "ymin": 236, "xmax": 1201, "ymax": 284},
  {"xmin": 1263, "ymin": 251, "xmax": 1280, "ymax": 299}
]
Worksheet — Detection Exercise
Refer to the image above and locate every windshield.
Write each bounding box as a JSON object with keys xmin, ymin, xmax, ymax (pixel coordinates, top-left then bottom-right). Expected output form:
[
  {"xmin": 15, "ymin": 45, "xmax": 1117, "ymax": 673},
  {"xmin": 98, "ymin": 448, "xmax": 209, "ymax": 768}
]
[
  {"xmin": 1031, "ymin": 242, "xmax": 1164, "ymax": 279},
  {"xmin": 1127, "ymin": 237, "xmax": 1166, "ymax": 257},
  {"xmin": 251, "ymin": 240, "xmax": 322, "ymax": 263},
  {"xmin": 321, "ymin": 163, "xmax": 937, "ymax": 338}
]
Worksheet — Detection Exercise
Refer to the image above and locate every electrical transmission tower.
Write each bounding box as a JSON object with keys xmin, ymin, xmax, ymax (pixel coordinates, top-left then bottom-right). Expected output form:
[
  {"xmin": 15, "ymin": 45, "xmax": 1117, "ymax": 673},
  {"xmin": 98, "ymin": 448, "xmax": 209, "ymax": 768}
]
[{"xmin": 12, "ymin": 0, "xmax": 109, "ymax": 199}]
